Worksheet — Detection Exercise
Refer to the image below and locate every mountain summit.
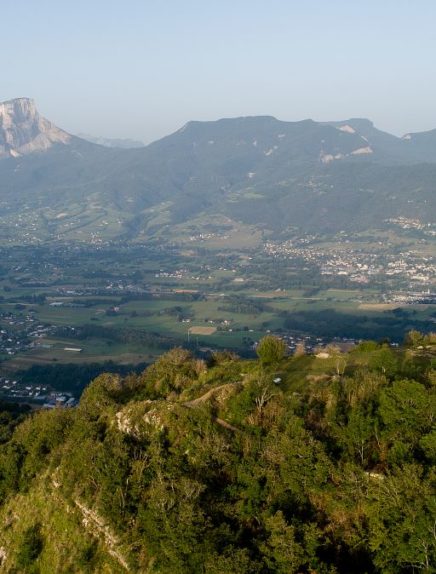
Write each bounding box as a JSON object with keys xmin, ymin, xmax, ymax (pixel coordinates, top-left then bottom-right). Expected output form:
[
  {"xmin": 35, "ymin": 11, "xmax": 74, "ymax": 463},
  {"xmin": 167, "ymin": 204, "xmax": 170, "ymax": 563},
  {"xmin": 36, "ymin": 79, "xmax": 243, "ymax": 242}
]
[
  {"xmin": 0, "ymin": 98, "xmax": 435, "ymax": 241},
  {"xmin": 0, "ymin": 97, "xmax": 72, "ymax": 158}
]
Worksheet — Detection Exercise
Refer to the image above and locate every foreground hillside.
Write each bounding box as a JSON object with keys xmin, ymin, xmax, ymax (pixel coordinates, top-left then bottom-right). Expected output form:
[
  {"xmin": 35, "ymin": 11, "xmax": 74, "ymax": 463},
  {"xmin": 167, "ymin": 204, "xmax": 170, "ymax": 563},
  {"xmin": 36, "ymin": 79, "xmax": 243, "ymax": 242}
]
[{"xmin": 0, "ymin": 333, "xmax": 434, "ymax": 573}]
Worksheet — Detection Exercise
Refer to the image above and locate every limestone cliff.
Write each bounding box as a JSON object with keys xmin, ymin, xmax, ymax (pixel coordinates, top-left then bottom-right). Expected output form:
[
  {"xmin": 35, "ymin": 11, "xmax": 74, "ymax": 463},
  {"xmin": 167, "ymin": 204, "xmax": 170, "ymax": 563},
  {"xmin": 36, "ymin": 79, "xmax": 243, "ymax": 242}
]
[{"xmin": 0, "ymin": 97, "xmax": 71, "ymax": 158}]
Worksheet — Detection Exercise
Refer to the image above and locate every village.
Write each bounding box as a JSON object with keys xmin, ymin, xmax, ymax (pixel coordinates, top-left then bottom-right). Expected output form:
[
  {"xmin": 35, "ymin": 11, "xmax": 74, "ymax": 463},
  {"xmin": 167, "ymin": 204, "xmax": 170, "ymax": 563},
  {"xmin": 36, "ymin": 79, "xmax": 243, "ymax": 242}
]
[
  {"xmin": 0, "ymin": 237, "xmax": 433, "ymax": 405},
  {"xmin": 0, "ymin": 310, "xmax": 57, "ymax": 358},
  {"xmin": 264, "ymin": 236, "xmax": 436, "ymax": 290},
  {"xmin": 0, "ymin": 376, "xmax": 77, "ymax": 408}
]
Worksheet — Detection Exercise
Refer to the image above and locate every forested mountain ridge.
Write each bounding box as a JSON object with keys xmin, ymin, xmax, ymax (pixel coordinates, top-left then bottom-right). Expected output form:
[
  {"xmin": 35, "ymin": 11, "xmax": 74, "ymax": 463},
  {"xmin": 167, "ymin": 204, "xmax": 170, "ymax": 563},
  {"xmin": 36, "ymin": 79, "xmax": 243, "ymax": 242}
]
[
  {"xmin": 0, "ymin": 333, "xmax": 434, "ymax": 573},
  {"xmin": 0, "ymin": 98, "xmax": 435, "ymax": 242}
]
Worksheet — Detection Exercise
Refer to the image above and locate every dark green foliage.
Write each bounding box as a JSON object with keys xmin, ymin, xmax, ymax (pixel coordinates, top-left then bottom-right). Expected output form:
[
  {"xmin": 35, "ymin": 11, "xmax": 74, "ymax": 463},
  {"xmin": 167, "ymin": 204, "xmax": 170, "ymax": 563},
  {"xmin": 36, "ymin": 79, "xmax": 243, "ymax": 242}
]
[
  {"xmin": 282, "ymin": 308, "xmax": 433, "ymax": 341},
  {"xmin": 55, "ymin": 323, "xmax": 175, "ymax": 349},
  {"xmin": 0, "ymin": 401, "xmax": 30, "ymax": 444},
  {"xmin": 218, "ymin": 295, "xmax": 270, "ymax": 315},
  {"xmin": 366, "ymin": 465, "xmax": 436, "ymax": 574},
  {"xmin": 0, "ymin": 339, "xmax": 434, "ymax": 572},
  {"xmin": 76, "ymin": 541, "xmax": 99, "ymax": 572},
  {"xmin": 17, "ymin": 361, "xmax": 147, "ymax": 397},
  {"xmin": 0, "ymin": 408, "xmax": 72, "ymax": 495},
  {"xmin": 16, "ymin": 523, "xmax": 44, "ymax": 571}
]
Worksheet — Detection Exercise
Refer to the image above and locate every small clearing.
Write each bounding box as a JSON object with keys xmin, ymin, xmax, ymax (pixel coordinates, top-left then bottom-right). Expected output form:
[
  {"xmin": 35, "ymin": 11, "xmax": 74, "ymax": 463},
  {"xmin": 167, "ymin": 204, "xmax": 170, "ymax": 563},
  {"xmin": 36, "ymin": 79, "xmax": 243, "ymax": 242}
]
[
  {"xmin": 189, "ymin": 326, "xmax": 217, "ymax": 335},
  {"xmin": 358, "ymin": 303, "xmax": 401, "ymax": 311}
]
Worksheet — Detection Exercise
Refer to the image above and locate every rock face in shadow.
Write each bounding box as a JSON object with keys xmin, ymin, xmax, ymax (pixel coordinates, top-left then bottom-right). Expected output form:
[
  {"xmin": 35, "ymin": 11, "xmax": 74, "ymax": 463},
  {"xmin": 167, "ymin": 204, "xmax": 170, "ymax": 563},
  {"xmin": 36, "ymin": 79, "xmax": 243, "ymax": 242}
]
[{"xmin": 0, "ymin": 97, "xmax": 71, "ymax": 157}]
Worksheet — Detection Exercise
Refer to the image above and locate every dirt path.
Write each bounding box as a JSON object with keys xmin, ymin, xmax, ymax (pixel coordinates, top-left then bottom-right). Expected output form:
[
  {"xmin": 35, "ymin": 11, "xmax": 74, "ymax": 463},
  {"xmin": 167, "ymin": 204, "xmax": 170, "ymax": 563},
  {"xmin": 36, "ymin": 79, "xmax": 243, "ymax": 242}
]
[
  {"xmin": 183, "ymin": 381, "xmax": 243, "ymax": 432},
  {"xmin": 183, "ymin": 381, "xmax": 243, "ymax": 408}
]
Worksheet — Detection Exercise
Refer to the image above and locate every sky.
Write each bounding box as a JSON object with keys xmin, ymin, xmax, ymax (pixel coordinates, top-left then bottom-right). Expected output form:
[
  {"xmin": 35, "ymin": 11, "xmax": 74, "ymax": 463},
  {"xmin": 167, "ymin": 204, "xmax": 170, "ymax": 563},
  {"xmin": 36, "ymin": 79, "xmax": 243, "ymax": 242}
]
[{"xmin": 3, "ymin": 0, "xmax": 436, "ymax": 143}]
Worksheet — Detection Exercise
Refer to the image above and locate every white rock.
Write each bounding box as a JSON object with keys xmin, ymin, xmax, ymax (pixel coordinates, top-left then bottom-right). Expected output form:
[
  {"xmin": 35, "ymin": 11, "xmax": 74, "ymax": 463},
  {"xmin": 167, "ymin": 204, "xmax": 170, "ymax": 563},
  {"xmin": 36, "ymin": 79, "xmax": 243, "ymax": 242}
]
[{"xmin": 0, "ymin": 97, "xmax": 71, "ymax": 158}]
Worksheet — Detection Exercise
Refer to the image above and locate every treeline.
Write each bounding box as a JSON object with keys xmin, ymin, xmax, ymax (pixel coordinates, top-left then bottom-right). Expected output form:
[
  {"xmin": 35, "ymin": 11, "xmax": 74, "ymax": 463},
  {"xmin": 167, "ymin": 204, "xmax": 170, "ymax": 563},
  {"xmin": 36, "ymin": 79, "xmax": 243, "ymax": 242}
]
[
  {"xmin": 17, "ymin": 361, "xmax": 147, "ymax": 397},
  {"xmin": 218, "ymin": 295, "xmax": 271, "ymax": 315},
  {"xmin": 281, "ymin": 308, "xmax": 434, "ymax": 342},
  {"xmin": 54, "ymin": 324, "xmax": 177, "ymax": 349},
  {"xmin": 0, "ymin": 401, "xmax": 30, "ymax": 444}
]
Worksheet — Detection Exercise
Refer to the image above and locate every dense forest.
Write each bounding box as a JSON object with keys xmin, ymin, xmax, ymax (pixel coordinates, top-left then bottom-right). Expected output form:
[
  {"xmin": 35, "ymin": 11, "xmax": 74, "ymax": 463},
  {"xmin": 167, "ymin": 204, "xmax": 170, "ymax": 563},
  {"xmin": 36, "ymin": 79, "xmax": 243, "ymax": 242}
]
[{"xmin": 0, "ymin": 332, "xmax": 434, "ymax": 573}]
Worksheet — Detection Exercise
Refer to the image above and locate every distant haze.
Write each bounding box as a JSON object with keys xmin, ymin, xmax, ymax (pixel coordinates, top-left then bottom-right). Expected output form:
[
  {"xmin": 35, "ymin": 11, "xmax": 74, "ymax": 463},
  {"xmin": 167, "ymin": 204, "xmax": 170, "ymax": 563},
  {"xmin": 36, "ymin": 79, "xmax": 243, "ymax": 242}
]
[{"xmin": 3, "ymin": 0, "xmax": 436, "ymax": 143}]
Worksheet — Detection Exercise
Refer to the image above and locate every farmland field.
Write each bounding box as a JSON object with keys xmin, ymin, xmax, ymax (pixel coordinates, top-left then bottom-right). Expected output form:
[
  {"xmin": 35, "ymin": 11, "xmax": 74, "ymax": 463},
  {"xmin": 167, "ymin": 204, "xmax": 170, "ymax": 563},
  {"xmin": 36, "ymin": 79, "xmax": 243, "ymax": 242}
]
[{"xmin": 0, "ymin": 234, "xmax": 434, "ymax": 386}]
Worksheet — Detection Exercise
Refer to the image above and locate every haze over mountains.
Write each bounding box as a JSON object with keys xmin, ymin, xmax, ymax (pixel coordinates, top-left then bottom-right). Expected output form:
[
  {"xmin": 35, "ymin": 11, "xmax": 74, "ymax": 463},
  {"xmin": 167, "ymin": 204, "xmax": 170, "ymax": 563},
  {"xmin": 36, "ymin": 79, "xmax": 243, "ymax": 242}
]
[
  {"xmin": 0, "ymin": 97, "xmax": 435, "ymax": 243},
  {"xmin": 76, "ymin": 133, "xmax": 145, "ymax": 149}
]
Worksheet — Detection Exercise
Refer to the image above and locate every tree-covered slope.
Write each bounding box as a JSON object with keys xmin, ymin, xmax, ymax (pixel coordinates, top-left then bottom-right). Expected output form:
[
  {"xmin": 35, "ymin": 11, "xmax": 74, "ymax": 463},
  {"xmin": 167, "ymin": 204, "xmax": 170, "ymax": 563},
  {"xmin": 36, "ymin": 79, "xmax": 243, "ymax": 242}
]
[
  {"xmin": 1, "ymin": 105, "xmax": 436, "ymax": 242},
  {"xmin": 0, "ymin": 334, "xmax": 434, "ymax": 573}
]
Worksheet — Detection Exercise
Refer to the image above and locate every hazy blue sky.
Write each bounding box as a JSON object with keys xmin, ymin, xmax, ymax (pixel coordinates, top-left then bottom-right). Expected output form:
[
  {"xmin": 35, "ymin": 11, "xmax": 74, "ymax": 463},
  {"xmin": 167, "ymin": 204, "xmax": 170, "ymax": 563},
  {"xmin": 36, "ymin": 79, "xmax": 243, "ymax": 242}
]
[{"xmin": 3, "ymin": 0, "xmax": 436, "ymax": 143}]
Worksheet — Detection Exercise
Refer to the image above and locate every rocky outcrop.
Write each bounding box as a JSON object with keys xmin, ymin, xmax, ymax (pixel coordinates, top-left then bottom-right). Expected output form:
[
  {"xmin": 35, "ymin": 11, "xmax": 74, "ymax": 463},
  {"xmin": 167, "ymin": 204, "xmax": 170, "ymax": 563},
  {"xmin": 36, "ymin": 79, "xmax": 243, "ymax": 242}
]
[
  {"xmin": 0, "ymin": 97, "xmax": 71, "ymax": 158},
  {"xmin": 75, "ymin": 500, "xmax": 130, "ymax": 571},
  {"xmin": 0, "ymin": 546, "xmax": 7, "ymax": 567}
]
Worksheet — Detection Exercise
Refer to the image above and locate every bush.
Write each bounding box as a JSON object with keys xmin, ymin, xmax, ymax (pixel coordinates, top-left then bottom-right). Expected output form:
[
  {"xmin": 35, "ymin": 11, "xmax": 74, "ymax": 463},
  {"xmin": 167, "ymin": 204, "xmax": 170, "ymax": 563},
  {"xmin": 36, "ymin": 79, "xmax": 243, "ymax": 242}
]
[
  {"xmin": 256, "ymin": 335, "xmax": 286, "ymax": 365},
  {"xmin": 16, "ymin": 524, "xmax": 44, "ymax": 570}
]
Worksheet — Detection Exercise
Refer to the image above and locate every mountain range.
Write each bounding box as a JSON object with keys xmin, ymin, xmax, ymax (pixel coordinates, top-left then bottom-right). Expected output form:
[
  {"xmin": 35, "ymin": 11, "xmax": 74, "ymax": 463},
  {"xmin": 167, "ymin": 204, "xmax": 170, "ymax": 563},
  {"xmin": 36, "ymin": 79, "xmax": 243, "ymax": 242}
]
[{"xmin": 0, "ymin": 97, "xmax": 435, "ymax": 243}]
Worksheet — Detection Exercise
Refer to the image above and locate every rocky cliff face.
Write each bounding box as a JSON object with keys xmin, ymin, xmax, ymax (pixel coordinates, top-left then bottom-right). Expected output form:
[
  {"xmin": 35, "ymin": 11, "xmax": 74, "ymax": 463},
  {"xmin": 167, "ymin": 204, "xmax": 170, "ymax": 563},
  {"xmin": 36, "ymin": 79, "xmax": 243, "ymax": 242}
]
[{"xmin": 0, "ymin": 97, "xmax": 71, "ymax": 158}]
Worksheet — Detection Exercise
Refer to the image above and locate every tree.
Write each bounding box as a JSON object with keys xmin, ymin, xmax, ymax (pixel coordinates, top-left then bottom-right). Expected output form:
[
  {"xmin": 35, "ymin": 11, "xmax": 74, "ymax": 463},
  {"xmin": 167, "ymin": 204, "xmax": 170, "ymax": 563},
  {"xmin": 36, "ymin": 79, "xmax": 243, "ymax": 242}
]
[
  {"xmin": 366, "ymin": 465, "xmax": 436, "ymax": 573},
  {"xmin": 340, "ymin": 407, "xmax": 375, "ymax": 466},
  {"xmin": 404, "ymin": 329, "xmax": 424, "ymax": 347},
  {"xmin": 261, "ymin": 512, "xmax": 305, "ymax": 573},
  {"xmin": 256, "ymin": 336, "xmax": 286, "ymax": 365},
  {"xmin": 368, "ymin": 346, "xmax": 398, "ymax": 378}
]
